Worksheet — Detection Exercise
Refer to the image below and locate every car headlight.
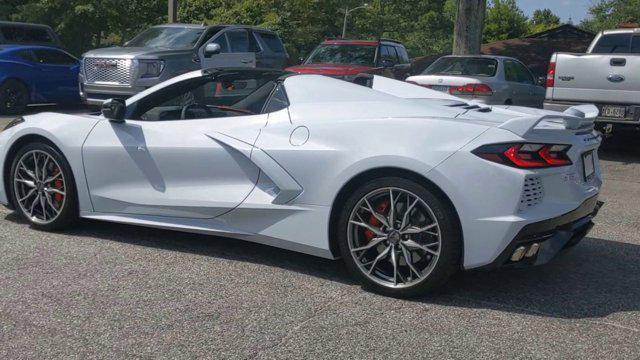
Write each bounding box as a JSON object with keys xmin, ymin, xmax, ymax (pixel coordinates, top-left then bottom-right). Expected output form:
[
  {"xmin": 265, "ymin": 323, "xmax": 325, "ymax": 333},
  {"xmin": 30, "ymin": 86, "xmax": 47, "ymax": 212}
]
[
  {"xmin": 139, "ymin": 60, "xmax": 165, "ymax": 78},
  {"xmin": 3, "ymin": 117, "xmax": 25, "ymax": 132}
]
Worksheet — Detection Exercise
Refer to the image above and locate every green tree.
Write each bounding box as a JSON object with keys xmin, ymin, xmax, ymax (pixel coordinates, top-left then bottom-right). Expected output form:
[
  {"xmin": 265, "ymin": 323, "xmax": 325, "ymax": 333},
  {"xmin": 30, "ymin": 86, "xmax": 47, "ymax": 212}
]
[
  {"xmin": 483, "ymin": 0, "xmax": 529, "ymax": 42},
  {"xmin": 528, "ymin": 8, "xmax": 560, "ymax": 34},
  {"xmin": 580, "ymin": 0, "xmax": 640, "ymax": 32},
  {"xmin": 8, "ymin": 0, "xmax": 165, "ymax": 55}
]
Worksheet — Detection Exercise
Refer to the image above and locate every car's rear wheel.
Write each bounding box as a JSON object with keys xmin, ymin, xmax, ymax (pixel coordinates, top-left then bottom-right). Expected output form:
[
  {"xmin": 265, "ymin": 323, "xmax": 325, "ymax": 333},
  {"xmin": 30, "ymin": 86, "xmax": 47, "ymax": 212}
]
[
  {"xmin": 9, "ymin": 142, "xmax": 78, "ymax": 231},
  {"xmin": 337, "ymin": 177, "xmax": 461, "ymax": 298},
  {"xmin": 0, "ymin": 79, "xmax": 29, "ymax": 115}
]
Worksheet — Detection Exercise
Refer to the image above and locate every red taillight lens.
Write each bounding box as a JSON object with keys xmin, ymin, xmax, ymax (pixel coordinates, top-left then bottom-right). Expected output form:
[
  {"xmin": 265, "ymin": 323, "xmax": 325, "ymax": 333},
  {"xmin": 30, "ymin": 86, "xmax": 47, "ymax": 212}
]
[
  {"xmin": 546, "ymin": 62, "xmax": 556, "ymax": 88},
  {"xmin": 473, "ymin": 143, "xmax": 572, "ymax": 169},
  {"xmin": 449, "ymin": 83, "xmax": 493, "ymax": 96}
]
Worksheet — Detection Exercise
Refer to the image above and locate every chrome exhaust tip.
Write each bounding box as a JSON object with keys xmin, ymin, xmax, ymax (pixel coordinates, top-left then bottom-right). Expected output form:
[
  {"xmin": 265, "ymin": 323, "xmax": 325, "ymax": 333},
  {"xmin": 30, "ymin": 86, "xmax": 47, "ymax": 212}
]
[
  {"xmin": 510, "ymin": 246, "xmax": 527, "ymax": 262},
  {"xmin": 525, "ymin": 243, "xmax": 540, "ymax": 258}
]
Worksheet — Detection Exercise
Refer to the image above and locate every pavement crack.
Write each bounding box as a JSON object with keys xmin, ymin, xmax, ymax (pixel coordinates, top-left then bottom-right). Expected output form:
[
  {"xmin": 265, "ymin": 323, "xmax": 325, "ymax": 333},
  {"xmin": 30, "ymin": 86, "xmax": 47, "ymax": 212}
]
[{"xmin": 247, "ymin": 292, "xmax": 363, "ymax": 359}]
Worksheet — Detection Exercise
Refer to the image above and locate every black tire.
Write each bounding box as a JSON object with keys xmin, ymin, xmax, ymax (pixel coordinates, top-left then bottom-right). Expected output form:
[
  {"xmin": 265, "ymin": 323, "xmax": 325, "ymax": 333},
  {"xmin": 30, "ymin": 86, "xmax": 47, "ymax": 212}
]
[
  {"xmin": 9, "ymin": 142, "xmax": 78, "ymax": 231},
  {"xmin": 337, "ymin": 177, "xmax": 462, "ymax": 298},
  {"xmin": 0, "ymin": 79, "xmax": 29, "ymax": 115}
]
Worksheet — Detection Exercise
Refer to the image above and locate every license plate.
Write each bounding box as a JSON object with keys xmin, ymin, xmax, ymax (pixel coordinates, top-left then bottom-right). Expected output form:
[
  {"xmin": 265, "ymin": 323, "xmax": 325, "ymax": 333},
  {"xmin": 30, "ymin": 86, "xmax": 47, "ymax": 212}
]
[
  {"xmin": 601, "ymin": 105, "xmax": 627, "ymax": 119},
  {"xmin": 582, "ymin": 151, "xmax": 595, "ymax": 181},
  {"xmin": 431, "ymin": 85, "xmax": 449, "ymax": 92}
]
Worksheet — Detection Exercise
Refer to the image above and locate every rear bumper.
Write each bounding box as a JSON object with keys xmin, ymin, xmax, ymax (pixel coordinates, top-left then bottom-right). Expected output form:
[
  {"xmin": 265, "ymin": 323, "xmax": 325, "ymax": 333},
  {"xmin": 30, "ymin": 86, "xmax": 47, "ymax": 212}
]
[{"xmin": 477, "ymin": 195, "xmax": 603, "ymax": 270}]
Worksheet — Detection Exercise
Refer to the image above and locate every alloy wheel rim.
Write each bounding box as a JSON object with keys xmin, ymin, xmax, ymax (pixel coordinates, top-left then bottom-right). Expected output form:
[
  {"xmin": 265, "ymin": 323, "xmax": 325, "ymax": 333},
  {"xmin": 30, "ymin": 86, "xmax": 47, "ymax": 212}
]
[
  {"xmin": 347, "ymin": 187, "xmax": 442, "ymax": 289},
  {"xmin": 13, "ymin": 150, "xmax": 67, "ymax": 225}
]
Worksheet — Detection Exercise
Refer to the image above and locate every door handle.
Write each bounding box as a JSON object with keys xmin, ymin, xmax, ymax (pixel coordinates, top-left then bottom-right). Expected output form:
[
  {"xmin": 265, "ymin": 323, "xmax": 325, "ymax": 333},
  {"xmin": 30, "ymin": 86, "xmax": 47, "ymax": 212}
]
[
  {"xmin": 240, "ymin": 59, "xmax": 252, "ymax": 64},
  {"xmin": 610, "ymin": 58, "xmax": 626, "ymax": 66}
]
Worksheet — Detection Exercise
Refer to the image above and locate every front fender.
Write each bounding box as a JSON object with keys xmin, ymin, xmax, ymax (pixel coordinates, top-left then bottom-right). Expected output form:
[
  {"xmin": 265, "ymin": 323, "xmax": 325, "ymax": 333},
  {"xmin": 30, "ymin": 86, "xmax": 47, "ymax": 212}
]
[{"xmin": 0, "ymin": 112, "xmax": 102, "ymax": 211}]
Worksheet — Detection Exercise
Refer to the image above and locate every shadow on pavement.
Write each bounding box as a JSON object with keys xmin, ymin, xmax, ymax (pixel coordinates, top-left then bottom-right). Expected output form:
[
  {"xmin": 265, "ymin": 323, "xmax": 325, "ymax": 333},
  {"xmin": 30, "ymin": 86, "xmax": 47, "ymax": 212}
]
[
  {"xmin": 599, "ymin": 133, "xmax": 640, "ymax": 164},
  {"xmin": 6, "ymin": 211, "xmax": 639, "ymax": 320},
  {"xmin": 427, "ymin": 237, "xmax": 640, "ymax": 320}
]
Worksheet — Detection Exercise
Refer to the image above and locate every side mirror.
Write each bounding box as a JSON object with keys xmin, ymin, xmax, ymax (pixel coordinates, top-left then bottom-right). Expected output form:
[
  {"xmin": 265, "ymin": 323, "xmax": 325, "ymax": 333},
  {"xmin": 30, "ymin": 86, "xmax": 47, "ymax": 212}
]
[
  {"xmin": 102, "ymin": 98, "xmax": 126, "ymax": 123},
  {"xmin": 298, "ymin": 57, "xmax": 305, "ymax": 64},
  {"xmin": 204, "ymin": 43, "xmax": 222, "ymax": 57},
  {"xmin": 381, "ymin": 59, "xmax": 396, "ymax": 68}
]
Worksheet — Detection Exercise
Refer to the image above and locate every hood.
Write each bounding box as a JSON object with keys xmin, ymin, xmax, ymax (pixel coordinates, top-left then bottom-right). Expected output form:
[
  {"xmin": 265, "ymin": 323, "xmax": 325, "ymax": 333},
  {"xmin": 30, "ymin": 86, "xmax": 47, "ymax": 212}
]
[
  {"xmin": 82, "ymin": 46, "xmax": 192, "ymax": 59},
  {"xmin": 406, "ymin": 75, "xmax": 488, "ymax": 87},
  {"xmin": 285, "ymin": 63, "xmax": 375, "ymax": 75}
]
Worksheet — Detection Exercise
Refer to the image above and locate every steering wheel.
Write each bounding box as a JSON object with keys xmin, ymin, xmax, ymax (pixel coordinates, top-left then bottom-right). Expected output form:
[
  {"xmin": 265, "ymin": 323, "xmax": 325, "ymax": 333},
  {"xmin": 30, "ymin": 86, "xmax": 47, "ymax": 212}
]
[{"xmin": 180, "ymin": 104, "xmax": 213, "ymax": 120}]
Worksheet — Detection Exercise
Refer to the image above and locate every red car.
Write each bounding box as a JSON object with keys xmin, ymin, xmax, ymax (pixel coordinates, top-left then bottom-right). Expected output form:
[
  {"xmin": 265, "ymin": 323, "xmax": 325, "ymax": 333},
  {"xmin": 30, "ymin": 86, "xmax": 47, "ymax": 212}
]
[{"xmin": 286, "ymin": 39, "xmax": 412, "ymax": 81}]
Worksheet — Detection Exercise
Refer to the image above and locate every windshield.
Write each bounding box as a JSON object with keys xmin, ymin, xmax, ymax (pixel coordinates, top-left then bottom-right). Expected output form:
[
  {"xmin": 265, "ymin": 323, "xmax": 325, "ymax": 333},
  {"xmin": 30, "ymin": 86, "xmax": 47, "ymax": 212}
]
[
  {"xmin": 305, "ymin": 44, "xmax": 376, "ymax": 66},
  {"xmin": 126, "ymin": 27, "xmax": 204, "ymax": 49},
  {"xmin": 424, "ymin": 57, "xmax": 498, "ymax": 77}
]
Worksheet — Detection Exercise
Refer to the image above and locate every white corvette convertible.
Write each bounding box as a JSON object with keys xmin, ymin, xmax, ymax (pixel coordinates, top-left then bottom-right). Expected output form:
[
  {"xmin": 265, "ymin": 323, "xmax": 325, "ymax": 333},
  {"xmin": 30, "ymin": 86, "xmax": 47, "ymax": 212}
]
[{"xmin": 0, "ymin": 68, "xmax": 603, "ymax": 297}]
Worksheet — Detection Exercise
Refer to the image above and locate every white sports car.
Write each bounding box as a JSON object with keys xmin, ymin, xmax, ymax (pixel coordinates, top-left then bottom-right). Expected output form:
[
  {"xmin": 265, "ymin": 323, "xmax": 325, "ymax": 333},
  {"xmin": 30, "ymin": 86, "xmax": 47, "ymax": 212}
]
[{"xmin": 0, "ymin": 68, "xmax": 603, "ymax": 297}]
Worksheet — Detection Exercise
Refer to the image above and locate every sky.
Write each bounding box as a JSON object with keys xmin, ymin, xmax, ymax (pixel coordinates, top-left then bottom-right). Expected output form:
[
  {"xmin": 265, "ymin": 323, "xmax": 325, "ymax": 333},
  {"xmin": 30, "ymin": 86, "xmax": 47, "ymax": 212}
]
[{"xmin": 517, "ymin": 0, "xmax": 595, "ymax": 24}]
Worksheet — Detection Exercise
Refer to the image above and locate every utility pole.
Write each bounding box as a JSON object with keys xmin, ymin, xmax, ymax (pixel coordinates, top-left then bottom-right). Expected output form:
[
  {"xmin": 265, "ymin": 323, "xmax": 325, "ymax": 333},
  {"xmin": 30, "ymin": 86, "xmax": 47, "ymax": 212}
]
[
  {"xmin": 342, "ymin": 4, "xmax": 370, "ymax": 39},
  {"xmin": 453, "ymin": 0, "xmax": 486, "ymax": 55},
  {"xmin": 168, "ymin": 0, "xmax": 178, "ymax": 23}
]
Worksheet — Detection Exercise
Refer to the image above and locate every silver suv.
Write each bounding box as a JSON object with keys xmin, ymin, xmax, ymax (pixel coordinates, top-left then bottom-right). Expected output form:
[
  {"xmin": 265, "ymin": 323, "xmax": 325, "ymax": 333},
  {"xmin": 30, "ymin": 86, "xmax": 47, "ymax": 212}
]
[{"xmin": 79, "ymin": 23, "xmax": 288, "ymax": 105}]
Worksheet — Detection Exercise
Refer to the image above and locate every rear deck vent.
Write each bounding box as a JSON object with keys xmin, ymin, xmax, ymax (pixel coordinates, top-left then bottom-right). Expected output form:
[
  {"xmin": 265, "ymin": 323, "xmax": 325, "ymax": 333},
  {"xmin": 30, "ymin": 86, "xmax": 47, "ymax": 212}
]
[{"xmin": 519, "ymin": 176, "xmax": 544, "ymax": 211}]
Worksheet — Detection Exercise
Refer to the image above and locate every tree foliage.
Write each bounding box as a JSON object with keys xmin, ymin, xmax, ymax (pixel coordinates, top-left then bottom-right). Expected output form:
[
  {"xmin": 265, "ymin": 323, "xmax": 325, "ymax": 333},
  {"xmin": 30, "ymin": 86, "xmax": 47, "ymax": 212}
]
[
  {"xmin": 483, "ymin": 0, "xmax": 529, "ymax": 42},
  {"xmin": 3, "ymin": 0, "xmax": 575, "ymax": 59},
  {"xmin": 580, "ymin": 0, "xmax": 640, "ymax": 32},
  {"xmin": 528, "ymin": 8, "xmax": 560, "ymax": 34},
  {"xmin": 7, "ymin": 0, "xmax": 165, "ymax": 55}
]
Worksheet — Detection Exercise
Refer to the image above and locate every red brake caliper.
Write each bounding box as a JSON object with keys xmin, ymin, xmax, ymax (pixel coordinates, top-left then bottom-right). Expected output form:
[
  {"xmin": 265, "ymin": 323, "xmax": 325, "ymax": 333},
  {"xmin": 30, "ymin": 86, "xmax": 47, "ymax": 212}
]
[
  {"xmin": 364, "ymin": 200, "xmax": 390, "ymax": 242},
  {"xmin": 51, "ymin": 166, "xmax": 64, "ymax": 207}
]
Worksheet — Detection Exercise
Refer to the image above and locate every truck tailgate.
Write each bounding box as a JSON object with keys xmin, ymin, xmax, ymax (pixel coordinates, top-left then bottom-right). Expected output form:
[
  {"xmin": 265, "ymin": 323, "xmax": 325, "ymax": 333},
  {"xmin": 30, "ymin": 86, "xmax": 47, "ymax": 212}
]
[{"xmin": 550, "ymin": 53, "xmax": 640, "ymax": 105}]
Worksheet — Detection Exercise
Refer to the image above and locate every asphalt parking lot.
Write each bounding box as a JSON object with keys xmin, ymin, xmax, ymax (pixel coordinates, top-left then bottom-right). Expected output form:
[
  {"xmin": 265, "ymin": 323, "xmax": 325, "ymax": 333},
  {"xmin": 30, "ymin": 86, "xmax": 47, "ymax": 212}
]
[{"xmin": 1, "ymin": 114, "xmax": 640, "ymax": 359}]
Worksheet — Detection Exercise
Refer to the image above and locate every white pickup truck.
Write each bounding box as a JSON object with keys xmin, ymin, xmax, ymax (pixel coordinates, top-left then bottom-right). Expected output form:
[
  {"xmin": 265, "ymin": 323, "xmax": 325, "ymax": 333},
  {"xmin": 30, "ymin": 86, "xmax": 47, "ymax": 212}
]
[{"xmin": 544, "ymin": 28, "xmax": 639, "ymax": 131}]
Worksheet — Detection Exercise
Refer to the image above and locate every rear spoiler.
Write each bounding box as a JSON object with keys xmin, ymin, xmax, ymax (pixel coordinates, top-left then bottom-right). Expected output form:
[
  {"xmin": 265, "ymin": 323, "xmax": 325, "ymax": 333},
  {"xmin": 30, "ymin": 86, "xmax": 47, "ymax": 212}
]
[{"xmin": 498, "ymin": 105, "xmax": 598, "ymax": 137}]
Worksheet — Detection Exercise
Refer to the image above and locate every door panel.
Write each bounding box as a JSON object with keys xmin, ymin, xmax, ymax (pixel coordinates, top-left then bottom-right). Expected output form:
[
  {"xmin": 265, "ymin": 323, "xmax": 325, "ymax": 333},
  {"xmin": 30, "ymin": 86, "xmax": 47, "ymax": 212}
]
[{"xmin": 82, "ymin": 116, "xmax": 266, "ymax": 218}]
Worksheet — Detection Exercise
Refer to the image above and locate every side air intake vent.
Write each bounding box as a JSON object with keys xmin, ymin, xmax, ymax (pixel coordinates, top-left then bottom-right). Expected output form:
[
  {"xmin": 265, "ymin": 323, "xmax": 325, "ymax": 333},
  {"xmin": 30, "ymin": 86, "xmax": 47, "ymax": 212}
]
[{"xmin": 519, "ymin": 176, "xmax": 544, "ymax": 211}]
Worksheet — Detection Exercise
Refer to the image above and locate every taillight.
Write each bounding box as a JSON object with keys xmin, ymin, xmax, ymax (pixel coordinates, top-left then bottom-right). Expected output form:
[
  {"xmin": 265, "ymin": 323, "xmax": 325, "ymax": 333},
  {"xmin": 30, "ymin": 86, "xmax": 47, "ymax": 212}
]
[
  {"xmin": 449, "ymin": 83, "xmax": 493, "ymax": 96},
  {"xmin": 546, "ymin": 62, "xmax": 556, "ymax": 88},
  {"xmin": 473, "ymin": 143, "xmax": 572, "ymax": 169}
]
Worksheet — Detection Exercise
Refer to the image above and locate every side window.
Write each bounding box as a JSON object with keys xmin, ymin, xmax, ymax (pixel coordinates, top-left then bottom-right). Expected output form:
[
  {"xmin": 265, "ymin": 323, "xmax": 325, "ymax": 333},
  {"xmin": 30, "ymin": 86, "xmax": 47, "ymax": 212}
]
[
  {"xmin": 258, "ymin": 32, "xmax": 285, "ymax": 53},
  {"xmin": 0, "ymin": 25, "xmax": 54, "ymax": 44},
  {"xmin": 631, "ymin": 36, "xmax": 640, "ymax": 54},
  {"xmin": 395, "ymin": 46, "xmax": 410, "ymax": 64},
  {"xmin": 131, "ymin": 74, "xmax": 280, "ymax": 121},
  {"xmin": 513, "ymin": 61, "xmax": 534, "ymax": 84},
  {"xmin": 211, "ymin": 34, "xmax": 230, "ymax": 53},
  {"xmin": 380, "ymin": 45, "xmax": 398, "ymax": 63},
  {"xmin": 262, "ymin": 84, "xmax": 289, "ymax": 113},
  {"xmin": 592, "ymin": 34, "xmax": 632, "ymax": 53},
  {"xmin": 504, "ymin": 60, "xmax": 518, "ymax": 82},
  {"xmin": 33, "ymin": 49, "xmax": 77, "ymax": 65},
  {"xmin": 227, "ymin": 30, "xmax": 250, "ymax": 53},
  {"xmin": 15, "ymin": 50, "xmax": 36, "ymax": 62},
  {"xmin": 248, "ymin": 32, "xmax": 261, "ymax": 52}
]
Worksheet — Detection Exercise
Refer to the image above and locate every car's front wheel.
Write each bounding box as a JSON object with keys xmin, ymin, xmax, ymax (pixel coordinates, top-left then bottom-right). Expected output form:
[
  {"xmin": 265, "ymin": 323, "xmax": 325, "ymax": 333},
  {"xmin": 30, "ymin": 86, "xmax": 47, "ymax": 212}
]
[
  {"xmin": 337, "ymin": 177, "xmax": 461, "ymax": 298},
  {"xmin": 9, "ymin": 142, "xmax": 78, "ymax": 231}
]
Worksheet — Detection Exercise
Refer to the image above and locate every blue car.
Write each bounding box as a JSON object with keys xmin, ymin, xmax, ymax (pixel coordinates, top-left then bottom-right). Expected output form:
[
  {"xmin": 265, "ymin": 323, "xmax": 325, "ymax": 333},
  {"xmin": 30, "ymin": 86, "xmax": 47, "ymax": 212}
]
[{"xmin": 0, "ymin": 45, "xmax": 80, "ymax": 115}]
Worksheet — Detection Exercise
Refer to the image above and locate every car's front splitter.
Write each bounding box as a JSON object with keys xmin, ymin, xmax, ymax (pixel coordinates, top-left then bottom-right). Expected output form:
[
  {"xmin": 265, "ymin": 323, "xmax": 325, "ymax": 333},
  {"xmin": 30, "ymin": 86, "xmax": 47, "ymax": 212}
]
[{"xmin": 477, "ymin": 195, "xmax": 603, "ymax": 270}]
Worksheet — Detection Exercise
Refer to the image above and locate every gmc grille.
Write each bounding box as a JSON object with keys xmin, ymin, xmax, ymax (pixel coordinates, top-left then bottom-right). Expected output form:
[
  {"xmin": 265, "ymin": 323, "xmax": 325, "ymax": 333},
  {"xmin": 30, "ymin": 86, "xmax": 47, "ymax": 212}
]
[{"xmin": 83, "ymin": 58, "xmax": 135, "ymax": 86}]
